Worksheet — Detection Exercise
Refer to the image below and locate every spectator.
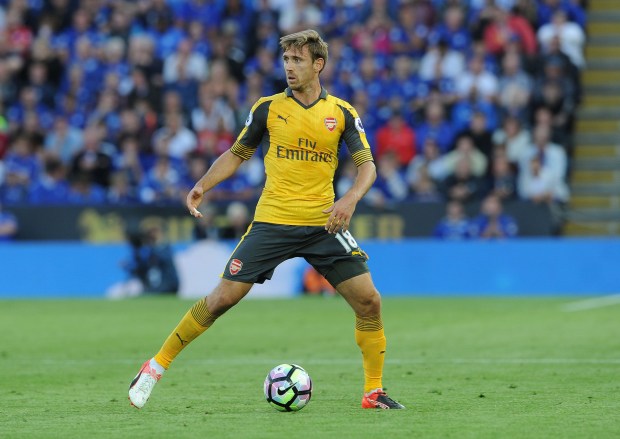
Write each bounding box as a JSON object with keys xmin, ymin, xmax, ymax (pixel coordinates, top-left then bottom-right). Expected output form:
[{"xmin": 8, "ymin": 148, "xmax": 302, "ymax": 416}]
[
  {"xmin": 0, "ymin": 201, "xmax": 18, "ymax": 241},
  {"xmin": 390, "ymin": 1, "xmax": 430, "ymax": 59},
  {"xmin": 521, "ymin": 123, "xmax": 568, "ymax": 185},
  {"xmin": 373, "ymin": 151, "xmax": 409, "ymax": 204},
  {"xmin": 537, "ymin": 0, "xmax": 586, "ymax": 30},
  {"xmin": 483, "ymin": 5, "xmax": 537, "ymax": 57},
  {"xmin": 419, "ymin": 38, "xmax": 465, "ymax": 83},
  {"xmin": 455, "ymin": 55, "xmax": 499, "ymax": 103},
  {"xmin": 433, "ymin": 200, "xmax": 470, "ymax": 240},
  {"xmin": 432, "ymin": 5, "xmax": 470, "ymax": 52},
  {"xmin": 518, "ymin": 155, "xmax": 569, "ymax": 204},
  {"xmin": 492, "ymin": 115, "xmax": 531, "ymax": 164},
  {"xmin": 410, "ymin": 166, "xmax": 443, "ymax": 202},
  {"xmin": 152, "ymin": 112, "xmax": 198, "ymax": 159},
  {"xmin": 441, "ymin": 157, "xmax": 486, "ymax": 203},
  {"xmin": 415, "ymin": 101, "xmax": 456, "ymax": 154},
  {"xmin": 66, "ymin": 172, "xmax": 107, "ymax": 204},
  {"xmin": 29, "ymin": 157, "xmax": 70, "ymax": 204},
  {"xmin": 88, "ymin": 90, "xmax": 122, "ymax": 141},
  {"xmin": 458, "ymin": 111, "xmax": 495, "ymax": 160},
  {"xmin": 351, "ymin": 56, "xmax": 387, "ymax": 109},
  {"xmin": 489, "ymin": 154, "xmax": 517, "ymax": 201},
  {"xmin": 139, "ymin": 155, "xmax": 183, "ymax": 204},
  {"xmin": 3, "ymin": 135, "xmax": 39, "ymax": 187},
  {"xmin": 386, "ymin": 56, "xmax": 420, "ymax": 105},
  {"xmin": 436, "ymin": 135, "xmax": 488, "ymax": 179},
  {"xmin": 469, "ymin": 194, "xmax": 518, "ymax": 239},
  {"xmin": 108, "ymin": 171, "xmax": 139, "ymax": 205},
  {"xmin": 535, "ymin": 34, "xmax": 582, "ymax": 104},
  {"xmin": 375, "ymin": 112, "xmax": 416, "ymax": 167},
  {"xmin": 26, "ymin": 62, "xmax": 56, "ymax": 109},
  {"xmin": 0, "ymin": 168, "xmax": 30, "ymax": 204},
  {"xmin": 44, "ymin": 115, "xmax": 83, "ymax": 164},
  {"xmin": 116, "ymin": 108, "xmax": 149, "ymax": 153},
  {"xmin": 532, "ymin": 57, "xmax": 576, "ymax": 135},
  {"xmin": 7, "ymin": 85, "xmax": 53, "ymax": 135},
  {"xmin": 191, "ymin": 90, "xmax": 236, "ymax": 136},
  {"xmin": 406, "ymin": 137, "xmax": 446, "ymax": 186},
  {"xmin": 163, "ymin": 38, "xmax": 208, "ymax": 84},
  {"xmin": 114, "ymin": 136, "xmax": 144, "ymax": 189},
  {"xmin": 70, "ymin": 125, "xmax": 114, "ymax": 188},
  {"xmin": 538, "ymin": 9, "xmax": 585, "ymax": 70},
  {"xmin": 498, "ymin": 51, "xmax": 532, "ymax": 120}
]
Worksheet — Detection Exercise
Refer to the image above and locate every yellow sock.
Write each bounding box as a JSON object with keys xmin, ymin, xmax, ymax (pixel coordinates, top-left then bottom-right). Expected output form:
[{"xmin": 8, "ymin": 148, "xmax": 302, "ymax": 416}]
[
  {"xmin": 355, "ymin": 314, "xmax": 386, "ymax": 393},
  {"xmin": 153, "ymin": 298, "xmax": 215, "ymax": 369}
]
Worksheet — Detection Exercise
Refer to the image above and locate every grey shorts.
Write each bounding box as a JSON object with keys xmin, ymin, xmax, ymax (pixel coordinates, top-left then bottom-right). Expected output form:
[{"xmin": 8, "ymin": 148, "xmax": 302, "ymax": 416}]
[{"xmin": 221, "ymin": 221, "xmax": 369, "ymax": 288}]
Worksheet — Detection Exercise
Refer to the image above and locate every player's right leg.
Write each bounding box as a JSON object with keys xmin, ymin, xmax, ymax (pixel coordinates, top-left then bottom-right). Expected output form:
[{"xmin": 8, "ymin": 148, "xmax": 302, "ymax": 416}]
[{"xmin": 128, "ymin": 279, "xmax": 252, "ymax": 409}]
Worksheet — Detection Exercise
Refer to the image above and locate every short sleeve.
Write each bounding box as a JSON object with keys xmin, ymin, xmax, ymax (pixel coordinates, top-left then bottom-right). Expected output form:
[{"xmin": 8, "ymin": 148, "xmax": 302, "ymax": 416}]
[
  {"xmin": 230, "ymin": 99, "xmax": 271, "ymax": 160},
  {"xmin": 337, "ymin": 104, "xmax": 374, "ymax": 166}
]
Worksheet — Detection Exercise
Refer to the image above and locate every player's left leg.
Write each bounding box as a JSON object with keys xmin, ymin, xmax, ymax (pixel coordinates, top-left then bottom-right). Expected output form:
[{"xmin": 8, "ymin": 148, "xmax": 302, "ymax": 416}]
[{"xmin": 336, "ymin": 273, "xmax": 405, "ymax": 409}]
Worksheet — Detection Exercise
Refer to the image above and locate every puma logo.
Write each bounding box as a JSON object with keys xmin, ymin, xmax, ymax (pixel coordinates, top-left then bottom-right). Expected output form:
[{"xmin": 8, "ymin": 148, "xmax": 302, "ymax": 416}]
[
  {"xmin": 277, "ymin": 114, "xmax": 290, "ymax": 124},
  {"xmin": 176, "ymin": 332, "xmax": 188, "ymax": 346}
]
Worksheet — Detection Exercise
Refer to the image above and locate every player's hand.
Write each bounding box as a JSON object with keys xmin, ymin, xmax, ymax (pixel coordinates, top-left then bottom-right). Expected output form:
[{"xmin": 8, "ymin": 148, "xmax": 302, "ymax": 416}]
[
  {"xmin": 186, "ymin": 187, "xmax": 204, "ymax": 218},
  {"xmin": 323, "ymin": 195, "xmax": 356, "ymax": 234}
]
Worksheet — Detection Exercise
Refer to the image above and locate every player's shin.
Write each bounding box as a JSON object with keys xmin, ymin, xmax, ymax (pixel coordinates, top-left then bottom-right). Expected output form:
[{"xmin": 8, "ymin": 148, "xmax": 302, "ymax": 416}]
[
  {"xmin": 354, "ymin": 314, "xmax": 386, "ymax": 393},
  {"xmin": 153, "ymin": 297, "xmax": 216, "ymax": 368}
]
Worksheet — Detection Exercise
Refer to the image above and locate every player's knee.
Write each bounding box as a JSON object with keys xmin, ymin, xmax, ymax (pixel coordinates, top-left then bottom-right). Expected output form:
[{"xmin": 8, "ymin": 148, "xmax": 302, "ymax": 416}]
[
  {"xmin": 206, "ymin": 284, "xmax": 245, "ymax": 316},
  {"xmin": 355, "ymin": 290, "xmax": 381, "ymax": 317},
  {"xmin": 207, "ymin": 293, "xmax": 238, "ymax": 316}
]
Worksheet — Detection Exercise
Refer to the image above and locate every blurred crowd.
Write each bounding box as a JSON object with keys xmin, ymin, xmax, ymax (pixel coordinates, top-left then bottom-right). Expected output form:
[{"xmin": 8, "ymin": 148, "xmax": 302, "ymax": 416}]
[{"xmin": 0, "ymin": 0, "xmax": 585, "ymax": 233}]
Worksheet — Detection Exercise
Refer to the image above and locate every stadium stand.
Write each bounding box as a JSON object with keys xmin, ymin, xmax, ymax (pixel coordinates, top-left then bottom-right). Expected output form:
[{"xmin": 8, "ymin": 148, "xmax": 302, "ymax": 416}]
[{"xmin": 0, "ymin": 0, "xmax": 593, "ymax": 239}]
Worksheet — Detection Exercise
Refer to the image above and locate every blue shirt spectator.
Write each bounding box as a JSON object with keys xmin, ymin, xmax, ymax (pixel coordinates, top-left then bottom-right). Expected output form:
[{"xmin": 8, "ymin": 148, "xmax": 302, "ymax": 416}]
[
  {"xmin": 469, "ymin": 195, "xmax": 518, "ymax": 239},
  {"xmin": 415, "ymin": 101, "xmax": 457, "ymax": 154},
  {"xmin": 29, "ymin": 158, "xmax": 70, "ymax": 204},
  {"xmin": 66, "ymin": 174, "xmax": 107, "ymax": 205},
  {"xmin": 433, "ymin": 201, "xmax": 471, "ymax": 240},
  {"xmin": 537, "ymin": 0, "xmax": 586, "ymax": 29}
]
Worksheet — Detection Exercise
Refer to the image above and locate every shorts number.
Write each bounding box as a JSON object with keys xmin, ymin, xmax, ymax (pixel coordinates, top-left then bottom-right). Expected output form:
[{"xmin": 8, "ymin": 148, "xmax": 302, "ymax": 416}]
[{"xmin": 335, "ymin": 230, "xmax": 358, "ymax": 253}]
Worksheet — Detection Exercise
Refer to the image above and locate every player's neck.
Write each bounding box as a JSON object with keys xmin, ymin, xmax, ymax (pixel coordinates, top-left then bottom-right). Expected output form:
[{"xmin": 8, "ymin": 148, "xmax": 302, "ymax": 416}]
[{"xmin": 291, "ymin": 80, "xmax": 322, "ymax": 106}]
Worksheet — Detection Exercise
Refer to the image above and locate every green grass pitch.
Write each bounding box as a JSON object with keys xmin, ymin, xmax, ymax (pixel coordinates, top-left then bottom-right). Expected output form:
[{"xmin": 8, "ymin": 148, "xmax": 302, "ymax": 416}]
[{"xmin": 1, "ymin": 296, "xmax": 619, "ymax": 439}]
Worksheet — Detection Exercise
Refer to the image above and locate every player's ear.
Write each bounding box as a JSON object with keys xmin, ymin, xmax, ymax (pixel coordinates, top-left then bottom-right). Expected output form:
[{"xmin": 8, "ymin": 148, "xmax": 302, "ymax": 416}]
[{"xmin": 314, "ymin": 58, "xmax": 324, "ymax": 73}]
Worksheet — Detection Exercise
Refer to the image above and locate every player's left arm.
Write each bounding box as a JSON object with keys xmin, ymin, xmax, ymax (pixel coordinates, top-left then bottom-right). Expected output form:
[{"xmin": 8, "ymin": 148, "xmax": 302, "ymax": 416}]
[
  {"xmin": 323, "ymin": 105, "xmax": 376, "ymax": 234},
  {"xmin": 324, "ymin": 161, "xmax": 376, "ymax": 234}
]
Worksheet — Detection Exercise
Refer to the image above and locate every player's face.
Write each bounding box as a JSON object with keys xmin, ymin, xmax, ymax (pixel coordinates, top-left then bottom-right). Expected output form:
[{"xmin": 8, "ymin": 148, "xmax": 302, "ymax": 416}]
[{"xmin": 282, "ymin": 45, "xmax": 321, "ymax": 91}]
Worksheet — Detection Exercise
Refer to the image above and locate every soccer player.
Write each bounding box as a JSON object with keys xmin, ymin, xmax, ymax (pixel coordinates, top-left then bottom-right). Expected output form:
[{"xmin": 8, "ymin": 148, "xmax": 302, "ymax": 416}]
[{"xmin": 129, "ymin": 29, "xmax": 405, "ymax": 410}]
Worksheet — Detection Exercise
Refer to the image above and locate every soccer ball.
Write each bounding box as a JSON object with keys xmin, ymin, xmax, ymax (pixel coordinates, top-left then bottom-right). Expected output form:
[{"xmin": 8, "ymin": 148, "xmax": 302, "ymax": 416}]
[{"xmin": 264, "ymin": 363, "xmax": 312, "ymax": 412}]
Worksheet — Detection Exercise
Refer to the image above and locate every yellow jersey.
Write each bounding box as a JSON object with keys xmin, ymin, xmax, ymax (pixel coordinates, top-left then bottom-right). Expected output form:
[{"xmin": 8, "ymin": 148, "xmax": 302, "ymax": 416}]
[{"xmin": 230, "ymin": 87, "xmax": 374, "ymax": 226}]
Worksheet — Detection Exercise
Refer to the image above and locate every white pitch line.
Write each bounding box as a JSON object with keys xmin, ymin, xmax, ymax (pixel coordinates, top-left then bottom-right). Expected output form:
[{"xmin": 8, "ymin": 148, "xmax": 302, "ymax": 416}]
[{"xmin": 562, "ymin": 294, "xmax": 620, "ymax": 312}]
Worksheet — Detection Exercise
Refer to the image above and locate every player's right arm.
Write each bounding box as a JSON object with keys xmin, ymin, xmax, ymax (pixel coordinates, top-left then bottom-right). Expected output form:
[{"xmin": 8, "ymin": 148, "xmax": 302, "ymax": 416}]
[
  {"xmin": 187, "ymin": 98, "xmax": 270, "ymax": 218},
  {"xmin": 186, "ymin": 150, "xmax": 244, "ymax": 218}
]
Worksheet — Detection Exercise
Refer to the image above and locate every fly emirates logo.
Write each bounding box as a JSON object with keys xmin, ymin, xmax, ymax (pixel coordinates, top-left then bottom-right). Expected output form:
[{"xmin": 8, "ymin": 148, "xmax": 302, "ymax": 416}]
[{"xmin": 276, "ymin": 137, "xmax": 334, "ymax": 163}]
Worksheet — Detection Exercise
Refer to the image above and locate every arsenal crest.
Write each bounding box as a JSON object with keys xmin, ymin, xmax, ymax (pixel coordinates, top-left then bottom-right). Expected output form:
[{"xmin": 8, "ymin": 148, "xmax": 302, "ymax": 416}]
[
  {"xmin": 229, "ymin": 259, "xmax": 243, "ymax": 275},
  {"xmin": 324, "ymin": 117, "xmax": 337, "ymax": 131}
]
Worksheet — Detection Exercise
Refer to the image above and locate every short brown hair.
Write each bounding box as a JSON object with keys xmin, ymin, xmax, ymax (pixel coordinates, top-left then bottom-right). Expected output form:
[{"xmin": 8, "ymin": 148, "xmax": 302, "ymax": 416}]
[{"xmin": 280, "ymin": 29, "xmax": 328, "ymax": 66}]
